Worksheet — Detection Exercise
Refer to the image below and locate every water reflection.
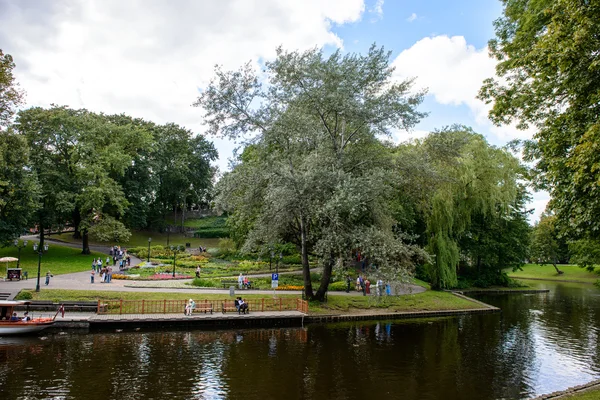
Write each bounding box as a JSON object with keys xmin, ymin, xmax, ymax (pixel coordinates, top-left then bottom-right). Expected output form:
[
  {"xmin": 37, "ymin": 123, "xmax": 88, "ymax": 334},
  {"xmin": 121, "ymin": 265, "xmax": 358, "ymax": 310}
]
[{"xmin": 0, "ymin": 282, "xmax": 599, "ymax": 399}]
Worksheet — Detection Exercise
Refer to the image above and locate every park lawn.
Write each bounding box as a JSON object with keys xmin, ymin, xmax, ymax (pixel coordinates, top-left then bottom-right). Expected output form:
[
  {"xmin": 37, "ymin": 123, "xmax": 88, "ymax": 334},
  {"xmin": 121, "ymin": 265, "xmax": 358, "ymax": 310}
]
[
  {"xmin": 0, "ymin": 244, "xmax": 104, "ymax": 277},
  {"xmin": 506, "ymin": 264, "xmax": 600, "ymax": 284},
  {"xmin": 308, "ymin": 291, "xmax": 482, "ymax": 314},
  {"xmin": 51, "ymin": 231, "xmax": 221, "ymax": 249}
]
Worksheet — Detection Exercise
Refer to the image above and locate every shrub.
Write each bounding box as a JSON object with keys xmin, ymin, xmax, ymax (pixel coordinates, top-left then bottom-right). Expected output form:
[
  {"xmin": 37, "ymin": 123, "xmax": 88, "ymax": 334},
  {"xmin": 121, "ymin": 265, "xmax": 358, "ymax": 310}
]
[
  {"xmin": 191, "ymin": 278, "xmax": 219, "ymax": 288},
  {"xmin": 15, "ymin": 290, "xmax": 33, "ymax": 300}
]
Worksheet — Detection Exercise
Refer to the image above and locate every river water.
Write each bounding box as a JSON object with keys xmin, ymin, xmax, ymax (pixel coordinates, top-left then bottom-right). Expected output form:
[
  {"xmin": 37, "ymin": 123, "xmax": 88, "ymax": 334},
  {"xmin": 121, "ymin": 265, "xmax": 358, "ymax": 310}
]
[{"xmin": 1, "ymin": 281, "xmax": 599, "ymax": 400}]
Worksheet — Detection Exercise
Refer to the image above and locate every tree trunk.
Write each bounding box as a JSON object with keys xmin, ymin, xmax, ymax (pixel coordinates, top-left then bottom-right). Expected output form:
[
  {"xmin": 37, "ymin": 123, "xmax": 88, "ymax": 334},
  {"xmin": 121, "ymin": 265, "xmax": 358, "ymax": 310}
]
[
  {"xmin": 82, "ymin": 230, "xmax": 91, "ymax": 255},
  {"xmin": 314, "ymin": 255, "xmax": 334, "ymax": 301},
  {"xmin": 72, "ymin": 209, "xmax": 82, "ymax": 239},
  {"xmin": 300, "ymin": 215, "xmax": 313, "ymax": 299},
  {"xmin": 173, "ymin": 203, "xmax": 178, "ymax": 233},
  {"xmin": 552, "ymin": 261, "xmax": 563, "ymax": 275},
  {"xmin": 477, "ymin": 255, "xmax": 482, "ymax": 278},
  {"xmin": 181, "ymin": 200, "xmax": 186, "ymax": 233}
]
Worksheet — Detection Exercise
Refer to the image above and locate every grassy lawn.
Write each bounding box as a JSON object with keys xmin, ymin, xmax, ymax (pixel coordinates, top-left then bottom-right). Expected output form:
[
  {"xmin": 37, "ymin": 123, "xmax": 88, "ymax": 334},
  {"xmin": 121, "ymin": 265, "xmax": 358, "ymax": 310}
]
[
  {"xmin": 562, "ymin": 387, "xmax": 600, "ymax": 399},
  {"xmin": 15, "ymin": 288, "xmax": 482, "ymax": 315},
  {"xmin": 309, "ymin": 291, "xmax": 482, "ymax": 314},
  {"xmin": 0, "ymin": 244, "xmax": 104, "ymax": 277},
  {"xmin": 51, "ymin": 231, "xmax": 221, "ymax": 249},
  {"xmin": 506, "ymin": 264, "xmax": 600, "ymax": 284}
]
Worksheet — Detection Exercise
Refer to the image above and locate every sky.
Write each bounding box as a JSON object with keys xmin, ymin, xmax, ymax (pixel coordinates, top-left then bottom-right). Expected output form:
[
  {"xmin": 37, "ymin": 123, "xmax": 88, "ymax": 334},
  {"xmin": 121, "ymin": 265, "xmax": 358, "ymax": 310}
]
[{"xmin": 0, "ymin": 0, "xmax": 548, "ymax": 221}]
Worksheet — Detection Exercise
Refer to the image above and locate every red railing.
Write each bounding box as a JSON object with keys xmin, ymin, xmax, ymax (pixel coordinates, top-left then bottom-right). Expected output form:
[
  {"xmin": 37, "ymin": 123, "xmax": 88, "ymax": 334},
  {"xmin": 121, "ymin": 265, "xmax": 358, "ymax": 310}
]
[{"xmin": 97, "ymin": 298, "xmax": 309, "ymax": 315}]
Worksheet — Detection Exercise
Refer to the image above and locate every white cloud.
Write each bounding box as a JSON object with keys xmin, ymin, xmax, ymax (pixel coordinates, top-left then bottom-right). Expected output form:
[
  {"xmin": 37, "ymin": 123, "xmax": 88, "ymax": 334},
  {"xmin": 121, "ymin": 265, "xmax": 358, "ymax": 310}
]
[
  {"xmin": 370, "ymin": 0, "xmax": 384, "ymax": 21},
  {"xmin": 391, "ymin": 35, "xmax": 534, "ymax": 141},
  {"xmin": 0, "ymin": 0, "xmax": 365, "ymax": 172},
  {"xmin": 407, "ymin": 13, "xmax": 417, "ymax": 22}
]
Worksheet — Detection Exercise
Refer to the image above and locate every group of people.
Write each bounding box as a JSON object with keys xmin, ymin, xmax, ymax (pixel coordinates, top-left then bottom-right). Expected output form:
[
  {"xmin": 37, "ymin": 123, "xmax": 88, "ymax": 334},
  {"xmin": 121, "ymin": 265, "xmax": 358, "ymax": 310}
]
[
  {"xmin": 8, "ymin": 312, "xmax": 31, "ymax": 321},
  {"xmin": 350, "ymin": 275, "xmax": 389, "ymax": 296},
  {"xmin": 109, "ymin": 245, "xmax": 131, "ymax": 269},
  {"xmin": 91, "ymin": 258, "xmax": 113, "ymax": 283},
  {"xmin": 237, "ymin": 273, "xmax": 252, "ymax": 289},
  {"xmin": 184, "ymin": 299, "xmax": 196, "ymax": 316},
  {"xmin": 234, "ymin": 297, "xmax": 248, "ymax": 314}
]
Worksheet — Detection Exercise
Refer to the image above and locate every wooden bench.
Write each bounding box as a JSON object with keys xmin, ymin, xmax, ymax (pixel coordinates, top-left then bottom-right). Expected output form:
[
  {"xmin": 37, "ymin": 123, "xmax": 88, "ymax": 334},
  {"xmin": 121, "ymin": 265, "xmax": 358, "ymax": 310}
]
[
  {"xmin": 220, "ymin": 280, "xmax": 257, "ymax": 289},
  {"xmin": 221, "ymin": 280, "xmax": 238, "ymax": 288},
  {"xmin": 222, "ymin": 300, "xmax": 249, "ymax": 314},
  {"xmin": 191, "ymin": 301, "xmax": 213, "ymax": 314}
]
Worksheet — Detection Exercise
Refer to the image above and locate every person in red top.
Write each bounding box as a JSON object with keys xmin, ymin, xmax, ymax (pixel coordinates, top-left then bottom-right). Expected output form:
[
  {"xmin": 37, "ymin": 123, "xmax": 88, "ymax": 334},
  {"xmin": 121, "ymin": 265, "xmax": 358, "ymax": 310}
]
[{"xmin": 365, "ymin": 278, "xmax": 371, "ymax": 295}]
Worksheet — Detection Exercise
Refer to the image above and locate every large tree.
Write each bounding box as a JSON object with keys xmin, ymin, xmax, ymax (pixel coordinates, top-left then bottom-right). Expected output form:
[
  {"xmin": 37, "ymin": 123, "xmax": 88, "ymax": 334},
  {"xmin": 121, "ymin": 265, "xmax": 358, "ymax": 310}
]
[
  {"xmin": 0, "ymin": 129, "xmax": 40, "ymax": 244},
  {"xmin": 479, "ymin": 0, "xmax": 600, "ymax": 240},
  {"xmin": 530, "ymin": 213, "xmax": 568, "ymax": 274},
  {"xmin": 402, "ymin": 126, "xmax": 524, "ymax": 289},
  {"xmin": 16, "ymin": 106, "xmax": 153, "ymax": 253},
  {"xmin": 197, "ymin": 45, "xmax": 427, "ymax": 300},
  {"xmin": 0, "ymin": 49, "xmax": 24, "ymax": 128}
]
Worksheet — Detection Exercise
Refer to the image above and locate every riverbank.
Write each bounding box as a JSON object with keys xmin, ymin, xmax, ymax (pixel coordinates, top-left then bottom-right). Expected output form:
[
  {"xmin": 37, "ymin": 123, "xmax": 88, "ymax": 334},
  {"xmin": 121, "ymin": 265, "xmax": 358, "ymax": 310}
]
[
  {"xmin": 507, "ymin": 264, "xmax": 600, "ymax": 285},
  {"xmin": 531, "ymin": 379, "xmax": 600, "ymax": 399}
]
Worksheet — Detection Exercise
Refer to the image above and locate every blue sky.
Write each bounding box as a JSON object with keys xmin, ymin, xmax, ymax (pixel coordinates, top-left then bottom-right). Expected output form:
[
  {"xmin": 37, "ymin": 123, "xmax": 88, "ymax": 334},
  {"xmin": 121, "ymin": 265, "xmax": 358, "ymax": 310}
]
[{"xmin": 0, "ymin": 0, "xmax": 547, "ymax": 220}]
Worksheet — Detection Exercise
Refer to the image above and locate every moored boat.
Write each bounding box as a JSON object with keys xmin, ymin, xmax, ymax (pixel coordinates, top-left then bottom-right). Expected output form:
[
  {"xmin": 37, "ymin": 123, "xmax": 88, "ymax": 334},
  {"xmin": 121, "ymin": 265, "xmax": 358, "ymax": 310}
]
[{"xmin": 0, "ymin": 301, "xmax": 55, "ymax": 335}]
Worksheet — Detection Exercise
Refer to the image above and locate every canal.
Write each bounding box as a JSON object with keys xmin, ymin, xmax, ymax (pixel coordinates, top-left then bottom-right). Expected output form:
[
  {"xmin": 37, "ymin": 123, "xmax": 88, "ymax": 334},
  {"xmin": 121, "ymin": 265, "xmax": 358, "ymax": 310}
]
[{"xmin": 1, "ymin": 281, "xmax": 599, "ymax": 399}]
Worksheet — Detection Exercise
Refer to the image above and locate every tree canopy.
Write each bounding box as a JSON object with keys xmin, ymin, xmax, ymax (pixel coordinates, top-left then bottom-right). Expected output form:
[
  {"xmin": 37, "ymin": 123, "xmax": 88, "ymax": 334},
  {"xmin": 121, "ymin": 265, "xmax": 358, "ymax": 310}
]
[
  {"xmin": 479, "ymin": 0, "xmax": 600, "ymax": 240},
  {"xmin": 196, "ymin": 45, "xmax": 428, "ymax": 300}
]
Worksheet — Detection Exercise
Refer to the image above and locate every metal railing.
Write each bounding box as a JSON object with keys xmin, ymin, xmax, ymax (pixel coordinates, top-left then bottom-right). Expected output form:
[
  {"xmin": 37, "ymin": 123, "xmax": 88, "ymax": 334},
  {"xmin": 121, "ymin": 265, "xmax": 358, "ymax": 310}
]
[{"xmin": 97, "ymin": 298, "xmax": 309, "ymax": 315}]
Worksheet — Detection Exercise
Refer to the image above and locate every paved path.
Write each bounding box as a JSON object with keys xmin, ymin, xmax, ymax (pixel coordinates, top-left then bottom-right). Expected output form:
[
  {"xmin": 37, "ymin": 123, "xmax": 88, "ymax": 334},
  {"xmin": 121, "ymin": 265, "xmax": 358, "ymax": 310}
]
[{"xmin": 4, "ymin": 234, "xmax": 426, "ymax": 298}]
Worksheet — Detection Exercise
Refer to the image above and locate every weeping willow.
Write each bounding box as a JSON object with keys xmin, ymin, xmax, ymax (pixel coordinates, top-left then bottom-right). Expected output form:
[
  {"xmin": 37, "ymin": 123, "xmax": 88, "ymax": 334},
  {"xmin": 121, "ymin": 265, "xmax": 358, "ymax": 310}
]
[{"xmin": 423, "ymin": 127, "xmax": 521, "ymax": 290}]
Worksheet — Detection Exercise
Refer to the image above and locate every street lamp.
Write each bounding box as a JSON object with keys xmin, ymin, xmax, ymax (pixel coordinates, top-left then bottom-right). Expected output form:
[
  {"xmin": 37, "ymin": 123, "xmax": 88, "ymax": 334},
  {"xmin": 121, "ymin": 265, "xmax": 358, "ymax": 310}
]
[
  {"xmin": 13, "ymin": 239, "xmax": 28, "ymax": 268},
  {"xmin": 147, "ymin": 237, "xmax": 152, "ymax": 263},
  {"xmin": 33, "ymin": 242, "xmax": 49, "ymax": 292},
  {"xmin": 170, "ymin": 245, "xmax": 181, "ymax": 278}
]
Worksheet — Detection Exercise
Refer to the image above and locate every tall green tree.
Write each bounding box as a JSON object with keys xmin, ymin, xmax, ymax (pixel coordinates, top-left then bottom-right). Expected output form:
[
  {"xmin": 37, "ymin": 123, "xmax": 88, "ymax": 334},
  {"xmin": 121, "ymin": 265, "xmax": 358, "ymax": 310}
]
[
  {"xmin": 0, "ymin": 129, "xmax": 40, "ymax": 244},
  {"xmin": 0, "ymin": 49, "xmax": 24, "ymax": 128},
  {"xmin": 411, "ymin": 126, "xmax": 524, "ymax": 289},
  {"xmin": 16, "ymin": 106, "xmax": 153, "ymax": 253},
  {"xmin": 198, "ymin": 46, "xmax": 427, "ymax": 300},
  {"xmin": 479, "ymin": 0, "xmax": 600, "ymax": 240},
  {"xmin": 530, "ymin": 213, "xmax": 568, "ymax": 274}
]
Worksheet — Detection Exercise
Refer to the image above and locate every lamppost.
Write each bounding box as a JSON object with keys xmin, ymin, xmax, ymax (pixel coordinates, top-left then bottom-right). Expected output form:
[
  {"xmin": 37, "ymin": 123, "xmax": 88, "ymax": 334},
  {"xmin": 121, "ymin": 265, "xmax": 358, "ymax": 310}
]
[
  {"xmin": 13, "ymin": 239, "xmax": 28, "ymax": 268},
  {"xmin": 33, "ymin": 242, "xmax": 49, "ymax": 292},
  {"xmin": 147, "ymin": 237, "xmax": 152, "ymax": 263},
  {"xmin": 170, "ymin": 245, "xmax": 182, "ymax": 277}
]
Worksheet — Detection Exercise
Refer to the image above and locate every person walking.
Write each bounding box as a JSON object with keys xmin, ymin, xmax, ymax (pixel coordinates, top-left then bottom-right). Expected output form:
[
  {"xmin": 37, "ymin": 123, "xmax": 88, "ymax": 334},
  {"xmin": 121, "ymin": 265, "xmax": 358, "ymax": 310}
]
[
  {"xmin": 238, "ymin": 273, "xmax": 244, "ymax": 289},
  {"xmin": 195, "ymin": 266, "xmax": 201, "ymax": 279},
  {"xmin": 90, "ymin": 269, "xmax": 95, "ymax": 284},
  {"xmin": 45, "ymin": 271, "xmax": 52, "ymax": 286},
  {"xmin": 92, "ymin": 258, "xmax": 97, "ymax": 272}
]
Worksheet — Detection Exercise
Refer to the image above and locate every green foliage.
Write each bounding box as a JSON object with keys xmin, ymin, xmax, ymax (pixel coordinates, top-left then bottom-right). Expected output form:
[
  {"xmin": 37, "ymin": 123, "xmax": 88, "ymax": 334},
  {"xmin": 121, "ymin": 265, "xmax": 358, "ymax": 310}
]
[
  {"xmin": 0, "ymin": 129, "xmax": 40, "ymax": 244},
  {"xmin": 0, "ymin": 49, "xmax": 24, "ymax": 127},
  {"xmin": 15, "ymin": 290, "xmax": 32, "ymax": 300},
  {"xmin": 88, "ymin": 216, "xmax": 132, "ymax": 243},
  {"xmin": 530, "ymin": 213, "xmax": 570, "ymax": 267},
  {"xmin": 480, "ymin": 0, "xmax": 600, "ymax": 241},
  {"xmin": 404, "ymin": 126, "xmax": 525, "ymax": 289},
  {"xmin": 194, "ymin": 228, "xmax": 229, "ymax": 238},
  {"xmin": 197, "ymin": 45, "xmax": 427, "ymax": 300},
  {"xmin": 569, "ymin": 239, "xmax": 600, "ymax": 271}
]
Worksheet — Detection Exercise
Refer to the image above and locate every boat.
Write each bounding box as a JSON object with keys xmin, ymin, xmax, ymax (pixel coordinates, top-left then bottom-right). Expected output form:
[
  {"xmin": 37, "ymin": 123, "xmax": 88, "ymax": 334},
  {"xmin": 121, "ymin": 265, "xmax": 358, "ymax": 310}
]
[{"xmin": 0, "ymin": 301, "xmax": 56, "ymax": 335}]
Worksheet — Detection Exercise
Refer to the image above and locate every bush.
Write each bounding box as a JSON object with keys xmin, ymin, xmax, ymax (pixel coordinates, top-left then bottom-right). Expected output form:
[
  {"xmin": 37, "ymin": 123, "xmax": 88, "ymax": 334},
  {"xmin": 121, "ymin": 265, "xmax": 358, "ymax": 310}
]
[
  {"xmin": 15, "ymin": 290, "xmax": 33, "ymax": 300},
  {"xmin": 191, "ymin": 278, "xmax": 219, "ymax": 288},
  {"xmin": 194, "ymin": 228, "xmax": 229, "ymax": 238},
  {"xmin": 328, "ymin": 281, "xmax": 348, "ymax": 291}
]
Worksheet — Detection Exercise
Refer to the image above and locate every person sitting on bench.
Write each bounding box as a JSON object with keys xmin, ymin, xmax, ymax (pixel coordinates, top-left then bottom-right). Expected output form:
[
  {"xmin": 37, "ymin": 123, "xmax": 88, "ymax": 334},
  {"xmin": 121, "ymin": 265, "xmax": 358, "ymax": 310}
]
[
  {"xmin": 238, "ymin": 298, "xmax": 248, "ymax": 314},
  {"xmin": 234, "ymin": 297, "xmax": 240, "ymax": 312}
]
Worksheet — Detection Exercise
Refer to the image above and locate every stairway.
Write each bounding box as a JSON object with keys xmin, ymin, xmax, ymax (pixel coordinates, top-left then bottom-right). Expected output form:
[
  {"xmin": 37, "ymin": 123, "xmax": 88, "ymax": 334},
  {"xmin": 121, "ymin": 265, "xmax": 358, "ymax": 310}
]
[{"xmin": 0, "ymin": 291, "xmax": 14, "ymax": 301}]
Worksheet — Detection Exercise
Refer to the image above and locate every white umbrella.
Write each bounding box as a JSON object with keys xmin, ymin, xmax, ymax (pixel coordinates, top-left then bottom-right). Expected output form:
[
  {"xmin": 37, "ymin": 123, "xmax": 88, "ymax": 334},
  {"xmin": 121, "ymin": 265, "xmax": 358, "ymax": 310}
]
[{"xmin": 0, "ymin": 257, "xmax": 19, "ymax": 280}]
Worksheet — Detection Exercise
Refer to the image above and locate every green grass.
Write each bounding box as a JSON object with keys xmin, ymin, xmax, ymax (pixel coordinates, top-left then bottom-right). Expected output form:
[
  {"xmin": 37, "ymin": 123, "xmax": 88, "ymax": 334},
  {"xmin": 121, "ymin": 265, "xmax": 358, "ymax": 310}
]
[
  {"xmin": 0, "ymin": 244, "xmax": 104, "ymax": 277},
  {"xmin": 562, "ymin": 387, "xmax": 600, "ymax": 399},
  {"xmin": 309, "ymin": 291, "xmax": 482, "ymax": 314},
  {"xmin": 51, "ymin": 231, "xmax": 221, "ymax": 248},
  {"xmin": 165, "ymin": 216, "xmax": 227, "ymax": 229},
  {"xmin": 506, "ymin": 264, "xmax": 600, "ymax": 284},
  {"xmin": 15, "ymin": 288, "xmax": 482, "ymax": 315}
]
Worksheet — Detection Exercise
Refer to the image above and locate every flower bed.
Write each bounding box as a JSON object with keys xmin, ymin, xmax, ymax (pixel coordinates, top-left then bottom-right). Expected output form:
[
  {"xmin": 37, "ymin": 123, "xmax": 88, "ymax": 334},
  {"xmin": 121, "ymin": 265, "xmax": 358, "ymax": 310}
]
[
  {"xmin": 112, "ymin": 273, "xmax": 192, "ymax": 281},
  {"xmin": 276, "ymin": 285, "xmax": 304, "ymax": 291}
]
